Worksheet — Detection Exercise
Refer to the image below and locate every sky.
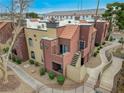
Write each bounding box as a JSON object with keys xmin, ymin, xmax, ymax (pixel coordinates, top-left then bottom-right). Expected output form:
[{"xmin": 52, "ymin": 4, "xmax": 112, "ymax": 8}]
[{"xmin": 0, "ymin": 0, "xmax": 124, "ymax": 13}]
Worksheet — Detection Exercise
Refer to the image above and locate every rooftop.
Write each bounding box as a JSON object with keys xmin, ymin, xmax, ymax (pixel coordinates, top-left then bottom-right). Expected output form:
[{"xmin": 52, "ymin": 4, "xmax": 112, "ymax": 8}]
[
  {"xmin": 25, "ymin": 28, "xmax": 57, "ymax": 38},
  {"xmin": 59, "ymin": 25, "xmax": 79, "ymax": 39}
]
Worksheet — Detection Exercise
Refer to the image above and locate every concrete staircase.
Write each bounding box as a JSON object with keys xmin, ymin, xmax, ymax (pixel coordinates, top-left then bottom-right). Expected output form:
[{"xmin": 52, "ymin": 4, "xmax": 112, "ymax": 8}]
[{"xmin": 71, "ymin": 52, "xmax": 80, "ymax": 66}]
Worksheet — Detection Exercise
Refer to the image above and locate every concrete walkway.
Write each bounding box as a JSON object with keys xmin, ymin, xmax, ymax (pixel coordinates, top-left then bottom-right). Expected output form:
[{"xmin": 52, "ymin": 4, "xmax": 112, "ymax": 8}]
[
  {"xmin": 8, "ymin": 62, "xmax": 96, "ymax": 93},
  {"xmin": 86, "ymin": 42, "xmax": 122, "ymax": 92},
  {"xmin": 100, "ymin": 57, "xmax": 123, "ymax": 91}
]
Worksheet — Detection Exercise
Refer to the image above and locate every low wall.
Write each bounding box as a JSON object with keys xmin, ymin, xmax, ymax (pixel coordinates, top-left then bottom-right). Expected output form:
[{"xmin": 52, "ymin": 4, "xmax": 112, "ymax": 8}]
[
  {"xmin": 95, "ymin": 49, "xmax": 113, "ymax": 89},
  {"xmin": 67, "ymin": 65, "xmax": 87, "ymax": 83}
]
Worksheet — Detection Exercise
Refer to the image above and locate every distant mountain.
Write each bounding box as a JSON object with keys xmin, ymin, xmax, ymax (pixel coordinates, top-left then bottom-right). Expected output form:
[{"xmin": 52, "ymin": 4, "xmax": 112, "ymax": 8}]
[{"xmin": 43, "ymin": 8, "xmax": 105, "ymax": 16}]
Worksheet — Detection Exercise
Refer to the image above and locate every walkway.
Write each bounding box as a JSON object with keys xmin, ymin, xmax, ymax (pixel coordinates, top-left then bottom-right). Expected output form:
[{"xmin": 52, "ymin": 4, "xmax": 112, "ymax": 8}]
[
  {"xmin": 100, "ymin": 57, "xmax": 123, "ymax": 91},
  {"xmin": 86, "ymin": 42, "xmax": 122, "ymax": 92},
  {"xmin": 8, "ymin": 62, "xmax": 95, "ymax": 93}
]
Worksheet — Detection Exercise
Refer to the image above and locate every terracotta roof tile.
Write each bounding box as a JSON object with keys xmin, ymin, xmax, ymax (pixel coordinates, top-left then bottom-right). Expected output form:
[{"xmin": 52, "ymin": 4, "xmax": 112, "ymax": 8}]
[{"xmin": 59, "ymin": 25, "xmax": 78, "ymax": 39}]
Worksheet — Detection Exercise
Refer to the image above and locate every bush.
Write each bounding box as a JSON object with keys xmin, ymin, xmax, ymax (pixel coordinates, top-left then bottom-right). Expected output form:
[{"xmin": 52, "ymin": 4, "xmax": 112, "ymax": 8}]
[
  {"xmin": 102, "ymin": 42, "xmax": 106, "ymax": 45},
  {"xmin": 40, "ymin": 68, "xmax": 46, "ymax": 76},
  {"xmin": 57, "ymin": 75, "xmax": 65, "ymax": 85},
  {"xmin": 93, "ymin": 52, "xmax": 98, "ymax": 57},
  {"xmin": 48, "ymin": 71, "xmax": 55, "ymax": 80},
  {"xmin": 109, "ymin": 36, "xmax": 114, "ymax": 41},
  {"xmin": 95, "ymin": 43, "xmax": 100, "ymax": 47},
  {"xmin": 35, "ymin": 62, "xmax": 40, "ymax": 66},
  {"xmin": 100, "ymin": 46, "xmax": 103, "ymax": 49},
  {"xmin": 97, "ymin": 50, "xmax": 99, "ymax": 53},
  {"xmin": 15, "ymin": 58, "xmax": 22, "ymax": 64},
  {"xmin": 29, "ymin": 60, "xmax": 34, "ymax": 64},
  {"xmin": 12, "ymin": 56, "xmax": 16, "ymax": 62},
  {"xmin": 3, "ymin": 47, "xmax": 9, "ymax": 53},
  {"xmin": 97, "ymin": 47, "xmax": 101, "ymax": 50}
]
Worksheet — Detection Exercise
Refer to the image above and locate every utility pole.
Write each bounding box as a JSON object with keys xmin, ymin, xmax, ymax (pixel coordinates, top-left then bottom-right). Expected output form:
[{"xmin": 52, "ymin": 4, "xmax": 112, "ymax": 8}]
[
  {"xmin": 94, "ymin": 0, "xmax": 100, "ymax": 27},
  {"xmin": 11, "ymin": 0, "xmax": 14, "ymax": 22}
]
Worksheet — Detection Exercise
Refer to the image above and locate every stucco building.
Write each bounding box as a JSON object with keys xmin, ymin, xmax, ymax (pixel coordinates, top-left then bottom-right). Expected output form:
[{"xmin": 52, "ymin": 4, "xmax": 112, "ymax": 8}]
[
  {"xmin": 12, "ymin": 28, "xmax": 29, "ymax": 61},
  {"xmin": 0, "ymin": 22, "xmax": 13, "ymax": 44},
  {"xmin": 43, "ymin": 9, "xmax": 105, "ymax": 21},
  {"xmin": 41, "ymin": 23, "xmax": 96, "ymax": 82},
  {"xmin": 88, "ymin": 20, "xmax": 109, "ymax": 44},
  {"xmin": 24, "ymin": 28, "xmax": 57, "ymax": 64}
]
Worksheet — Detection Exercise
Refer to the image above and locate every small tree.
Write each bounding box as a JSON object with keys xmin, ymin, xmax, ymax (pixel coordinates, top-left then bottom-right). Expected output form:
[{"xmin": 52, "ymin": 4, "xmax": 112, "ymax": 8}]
[{"xmin": 119, "ymin": 37, "xmax": 124, "ymax": 48}]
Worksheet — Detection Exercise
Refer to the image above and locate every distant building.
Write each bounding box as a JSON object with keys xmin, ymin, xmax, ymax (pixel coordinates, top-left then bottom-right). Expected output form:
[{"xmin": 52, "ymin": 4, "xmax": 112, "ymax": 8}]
[
  {"xmin": 43, "ymin": 9, "xmax": 105, "ymax": 21},
  {"xmin": 25, "ymin": 19, "xmax": 47, "ymax": 30}
]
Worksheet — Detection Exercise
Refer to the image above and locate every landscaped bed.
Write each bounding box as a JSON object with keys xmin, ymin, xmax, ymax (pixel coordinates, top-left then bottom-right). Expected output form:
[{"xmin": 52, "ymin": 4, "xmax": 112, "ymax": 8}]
[
  {"xmin": 113, "ymin": 47, "xmax": 124, "ymax": 59},
  {"xmin": 20, "ymin": 61, "xmax": 88, "ymax": 90},
  {"xmin": 85, "ymin": 41, "xmax": 111, "ymax": 68}
]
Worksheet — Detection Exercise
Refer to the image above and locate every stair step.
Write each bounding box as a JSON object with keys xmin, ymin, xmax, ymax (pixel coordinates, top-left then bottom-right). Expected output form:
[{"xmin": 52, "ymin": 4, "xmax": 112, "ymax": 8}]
[{"xmin": 71, "ymin": 53, "xmax": 80, "ymax": 66}]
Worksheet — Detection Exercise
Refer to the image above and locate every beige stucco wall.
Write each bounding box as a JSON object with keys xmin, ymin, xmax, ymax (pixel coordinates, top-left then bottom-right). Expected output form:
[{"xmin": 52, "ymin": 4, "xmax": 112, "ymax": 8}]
[
  {"xmin": 67, "ymin": 65, "xmax": 87, "ymax": 83},
  {"xmin": 67, "ymin": 52, "xmax": 87, "ymax": 83},
  {"xmin": 24, "ymin": 28, "xmax": 57, "ymax": 64}
]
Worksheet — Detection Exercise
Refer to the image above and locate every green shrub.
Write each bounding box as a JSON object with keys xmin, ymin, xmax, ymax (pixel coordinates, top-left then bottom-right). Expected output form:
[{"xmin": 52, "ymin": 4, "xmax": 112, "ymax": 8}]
[
  {"xmin": 12, "ymin": 56, "xmax": 16, "ymax": 62},
  {"xmin": 35, "ymin": 62, "xmax": 40, "ymax": 66},
  {"xmin": 48, "ymin": 71, "xmax": 55, "ymax": 80},
  {"xmin": 97, "ymin": 47, "xmax": 101, "ymax": 50},
  {"xmin": 93, "ymin": 52, "xmax": 98, "ymax": 57},
  {"xmin": 109, "ymin": 36, "xmax": 114, "ymax": 41},
  {"xmin": 97, "ymin": 50, "xmax": 99, "ymax": 53},
  {"xmin": 95, "ymin": 43, "xmax": 100, "ymax": 47},
  {"xmin": 100, "ymin": 46, "xmax": 103, "ymax": 49},
  {"xmin": 15, "ymin": 58, "xmax": 22, "ymax": 64},
  {"xmin": 102, "ymin": 42, "xmax": 106, "ymax": 45},
  {"xmin": 29, "ymin": 60, "xmax": 34, "ymax": 64},
  {"xmin": 40, "ymin": 68, "xmax": 46, "ymax": 76},
  {"xmin": 57, "ymin": 75, "xmax": 65, "ymax": 85},
  {"xmin": 3, "ymin": 47, "xmax": 9, "ymax": 53}
]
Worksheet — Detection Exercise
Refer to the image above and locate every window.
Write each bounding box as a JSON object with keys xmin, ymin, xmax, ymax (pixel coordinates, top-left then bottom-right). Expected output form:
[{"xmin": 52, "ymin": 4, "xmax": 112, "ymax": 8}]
[
  {"xmin": 60, "ymin": 44, "xmax": 68, "ymax": 54},
  {"xmin": 42, "ymin": 24, "xmax": 44, "ymax": 28},
  {"xmin": 28, "ymin": 38, "xmax": 33, "ymax": 46},
  {"xmin": 68, "ymin": 21, "xmax": 71, "ymax": 23},
  {"xmin": 52, "ymin": 62, "xmax": 63, "ymax": 73},
  {"xmin": 80, "ymin": 41, "xmax": 85, "ymax": 49},
  {"xmin": 31, "ymin": 51, "xmax": 35, "ymax": 59},
  {"xmin": 37, "ymin": 25, "xmax": 41, "ymax": 29}
]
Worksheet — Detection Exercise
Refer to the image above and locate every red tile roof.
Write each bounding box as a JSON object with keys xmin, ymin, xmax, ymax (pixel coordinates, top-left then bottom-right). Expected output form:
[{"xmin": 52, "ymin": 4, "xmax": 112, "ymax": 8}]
[{"xmin": 59, "ymin": 25, "xmax": 78, "ymax": 39}]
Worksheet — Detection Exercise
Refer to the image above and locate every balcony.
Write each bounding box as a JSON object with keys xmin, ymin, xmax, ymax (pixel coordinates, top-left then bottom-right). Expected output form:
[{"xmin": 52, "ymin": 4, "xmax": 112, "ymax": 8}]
[
  {"xmin": 52, "ymin": 54, "xmax": 63, "ymax": 63},
  {"xmin": 52, "ymin": 52, "xmax": 70, "ymax": 64}
]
